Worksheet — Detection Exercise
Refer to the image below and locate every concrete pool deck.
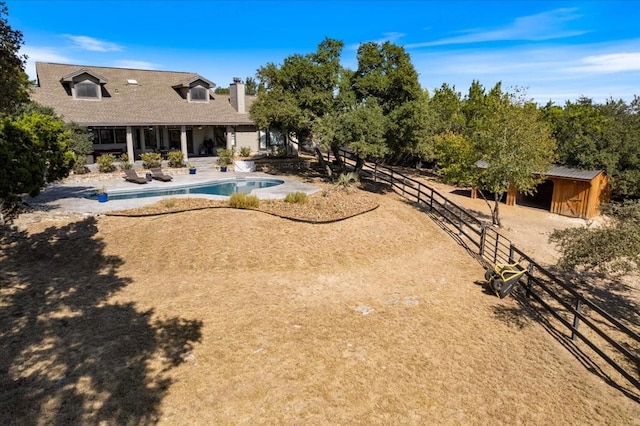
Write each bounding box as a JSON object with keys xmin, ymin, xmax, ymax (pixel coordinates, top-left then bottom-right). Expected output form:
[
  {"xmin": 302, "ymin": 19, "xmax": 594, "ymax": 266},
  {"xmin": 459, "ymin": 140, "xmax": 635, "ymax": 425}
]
[{"xmin": 25, "ymin": 166, "xmax": 320, "ymax": 215}]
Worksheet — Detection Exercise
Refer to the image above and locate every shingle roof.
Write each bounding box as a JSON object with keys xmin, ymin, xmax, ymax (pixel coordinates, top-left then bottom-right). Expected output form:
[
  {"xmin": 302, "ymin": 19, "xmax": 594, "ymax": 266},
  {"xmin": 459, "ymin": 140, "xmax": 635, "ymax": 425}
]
[{"xmin": 31, "ymin": 62, "xmax": 255, "ymax": 126}]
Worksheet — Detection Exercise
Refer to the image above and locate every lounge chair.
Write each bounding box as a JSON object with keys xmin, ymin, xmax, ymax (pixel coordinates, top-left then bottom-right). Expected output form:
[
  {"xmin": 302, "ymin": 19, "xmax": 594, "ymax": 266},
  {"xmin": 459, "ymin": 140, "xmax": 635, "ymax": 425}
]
[
  {"xmin": 151, "ymin": 167, "xmax": 173, "ymax": 182},
  {"xmin": 123, "ymin": 169, "xmax": 147, "ymax": 184}
]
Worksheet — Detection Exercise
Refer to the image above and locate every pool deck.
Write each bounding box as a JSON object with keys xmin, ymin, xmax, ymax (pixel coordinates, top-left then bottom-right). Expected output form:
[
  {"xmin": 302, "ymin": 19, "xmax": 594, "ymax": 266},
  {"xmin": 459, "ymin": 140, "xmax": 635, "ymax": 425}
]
[{"xmin": 26, "ymin": 165, "xmax": 320, "ymax": 215}]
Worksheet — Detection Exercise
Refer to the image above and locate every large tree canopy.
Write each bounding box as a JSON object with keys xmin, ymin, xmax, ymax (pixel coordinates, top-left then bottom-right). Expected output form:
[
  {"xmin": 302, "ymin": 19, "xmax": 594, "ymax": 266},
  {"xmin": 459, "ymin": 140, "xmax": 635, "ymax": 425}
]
[
  {"xmin": 250, "ymin": 37, "xmax": 344, "ymax": 146},
  {"xmin": 0, "ymin": 2, "xmax": 30, "ymax": 116},
  {"xmin": 435, "ymin": 82, "xmax": 556, "ymax": 226},
  {"xmin": 541, "ymin": 96, "xmax": 640, "ymax": 199}
]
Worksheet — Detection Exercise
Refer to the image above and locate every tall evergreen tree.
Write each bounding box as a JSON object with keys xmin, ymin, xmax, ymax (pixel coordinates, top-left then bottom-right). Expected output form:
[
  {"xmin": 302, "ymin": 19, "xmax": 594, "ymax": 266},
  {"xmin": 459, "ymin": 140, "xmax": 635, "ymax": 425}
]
[{"xmin": 0, "ymin": 2, "xmax": 30, "ymax": 116}]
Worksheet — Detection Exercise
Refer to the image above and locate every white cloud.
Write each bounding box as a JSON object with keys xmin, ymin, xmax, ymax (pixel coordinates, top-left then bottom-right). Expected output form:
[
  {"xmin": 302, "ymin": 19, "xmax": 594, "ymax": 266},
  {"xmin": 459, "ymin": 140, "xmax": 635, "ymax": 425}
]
[
  {"xmin": 111, "ymin": 60, "xmax": 161, "ymax": 70},
  {"xmin": 406, "ymin": 8, "xmax": 586, "ymax": 48},
  {"xmin": 20, "ymin": 46, "xmax": 75, "ymax": 80},
  {"xmin": 65, "ymin": 35, "xmax": 122, "ymax": 52},
  {"xmin": 565, "ymin": 52, "xmax": 640, "ymax": 73}
]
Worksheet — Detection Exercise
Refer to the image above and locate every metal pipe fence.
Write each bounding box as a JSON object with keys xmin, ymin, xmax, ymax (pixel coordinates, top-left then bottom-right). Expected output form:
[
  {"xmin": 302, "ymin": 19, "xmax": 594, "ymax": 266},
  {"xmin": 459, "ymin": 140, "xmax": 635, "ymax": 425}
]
[{"xmin": 335, "ymin": 148, "xmax": 640, "ymax": 393}]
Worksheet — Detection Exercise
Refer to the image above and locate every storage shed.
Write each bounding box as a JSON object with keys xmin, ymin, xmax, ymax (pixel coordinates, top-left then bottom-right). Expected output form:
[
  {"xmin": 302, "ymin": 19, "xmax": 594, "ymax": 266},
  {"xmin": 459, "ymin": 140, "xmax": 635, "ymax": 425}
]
[
  {"xmin": 473, "ymin": 162, "xmax": 610, "ymax": 219},
  {"xmin": 509, "ymin": 166, "xmax": 610, "ymax": 219}
]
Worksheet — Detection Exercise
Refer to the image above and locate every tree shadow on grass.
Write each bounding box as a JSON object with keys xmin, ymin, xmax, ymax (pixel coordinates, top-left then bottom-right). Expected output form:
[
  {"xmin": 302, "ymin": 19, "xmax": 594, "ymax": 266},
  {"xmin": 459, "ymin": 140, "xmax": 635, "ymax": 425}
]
[{"xmin": 0, "ymin": 217, "xmax": 203, "ymax": 424}]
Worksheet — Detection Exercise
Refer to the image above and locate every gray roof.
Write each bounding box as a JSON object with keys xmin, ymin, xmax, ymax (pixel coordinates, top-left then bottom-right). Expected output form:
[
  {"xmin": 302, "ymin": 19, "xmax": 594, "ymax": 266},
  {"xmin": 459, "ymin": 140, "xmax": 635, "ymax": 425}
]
[
  {"xmin": 31, "ymin": 62, "xmax": 256, "ymax": 126},
  {"xmin": 476, "ymin": 160, "xmax": 604, "ymax": 181}
]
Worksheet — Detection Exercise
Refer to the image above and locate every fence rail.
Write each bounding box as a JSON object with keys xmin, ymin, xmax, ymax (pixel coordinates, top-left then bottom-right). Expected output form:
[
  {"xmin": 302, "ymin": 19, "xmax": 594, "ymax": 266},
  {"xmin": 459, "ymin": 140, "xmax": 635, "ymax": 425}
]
[{"xmin": 335, "ymin": 148, "xmax": 640, "ymax": 393}]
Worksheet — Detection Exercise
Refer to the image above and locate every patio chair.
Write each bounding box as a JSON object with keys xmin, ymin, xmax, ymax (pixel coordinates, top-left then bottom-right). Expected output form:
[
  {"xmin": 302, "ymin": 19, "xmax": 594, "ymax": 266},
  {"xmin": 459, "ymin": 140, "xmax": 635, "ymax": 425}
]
[
  {"xmin": 123, "ymin": 169, "xmax": 147, "ymax": 184},
  {"xmin": 151, "ymin": 167, "xmax": 173, "ymax": 182}
]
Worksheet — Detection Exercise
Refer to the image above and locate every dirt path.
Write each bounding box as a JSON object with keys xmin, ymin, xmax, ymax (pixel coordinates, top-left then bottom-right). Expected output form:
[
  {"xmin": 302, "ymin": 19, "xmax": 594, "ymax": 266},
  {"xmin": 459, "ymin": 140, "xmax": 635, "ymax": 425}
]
[{"xmin": 2, "ymin": 189, "xmax": 637, "ymax": 424}]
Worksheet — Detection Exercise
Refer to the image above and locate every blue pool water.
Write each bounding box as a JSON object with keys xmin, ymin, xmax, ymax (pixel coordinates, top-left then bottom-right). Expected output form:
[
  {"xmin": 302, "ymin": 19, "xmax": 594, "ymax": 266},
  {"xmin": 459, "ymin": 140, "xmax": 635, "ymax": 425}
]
[{"xmin": 89, "ymin": 178, "xmax": 284, "ymax": 201}]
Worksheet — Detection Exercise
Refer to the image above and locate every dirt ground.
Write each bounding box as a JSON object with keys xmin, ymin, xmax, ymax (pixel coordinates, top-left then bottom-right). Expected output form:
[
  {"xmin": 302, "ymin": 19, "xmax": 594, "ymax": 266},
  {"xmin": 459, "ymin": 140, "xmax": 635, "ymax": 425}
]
[{"xmin": 1, "ymin": 175, "xmax": 639, "ymax": 424}]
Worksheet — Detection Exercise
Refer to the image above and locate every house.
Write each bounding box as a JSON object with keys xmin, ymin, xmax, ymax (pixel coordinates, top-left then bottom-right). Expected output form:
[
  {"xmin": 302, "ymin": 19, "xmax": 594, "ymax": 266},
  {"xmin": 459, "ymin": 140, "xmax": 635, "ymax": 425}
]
[
  {"xmin": 30, "ymin": 62, "xmax": 286, "ymax": 163},
  {"xmin": 472, "ymin": 162, "xmax": 610, "ymax": 219}
]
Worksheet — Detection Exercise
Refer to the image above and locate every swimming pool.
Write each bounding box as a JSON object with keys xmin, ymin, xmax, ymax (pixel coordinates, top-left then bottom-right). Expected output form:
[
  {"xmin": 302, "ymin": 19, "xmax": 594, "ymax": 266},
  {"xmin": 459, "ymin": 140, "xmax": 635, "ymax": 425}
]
[{"xmin": 91, "ymin": 178, "xmax": 285, "ymax": 201}]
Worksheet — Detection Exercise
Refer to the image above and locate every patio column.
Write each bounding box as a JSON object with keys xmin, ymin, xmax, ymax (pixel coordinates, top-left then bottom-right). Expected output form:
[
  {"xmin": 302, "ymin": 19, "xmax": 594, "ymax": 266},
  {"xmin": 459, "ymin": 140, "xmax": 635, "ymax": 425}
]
[
  {"xmin": 180, "ymin": 125, "xmax": 189, "ymax": 162},
  {"xmin": 155, "ymin": 126, "xmax": 161, "ymax": 150},
  {"xmin": 140, "ymin": 127, "xmax": 146, "ymax": 151},
  {"xmin": 126, "ymin": 126, "xmax": 135, "ymax": 161}
]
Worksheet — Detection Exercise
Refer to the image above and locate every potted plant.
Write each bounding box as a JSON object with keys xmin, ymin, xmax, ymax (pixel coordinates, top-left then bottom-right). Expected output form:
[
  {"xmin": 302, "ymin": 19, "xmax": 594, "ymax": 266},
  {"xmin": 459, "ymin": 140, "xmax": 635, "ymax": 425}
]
[
  {"xmin": 216, "ymin": 148, "xmax": 233, "ymax": 172},
  {"xmin": 96, "ymin": 186, "xmax": 108, "ymax": 203},
  {"xmin": 188, "ymin": 163, "xmax": 197, "ymax": 174}
]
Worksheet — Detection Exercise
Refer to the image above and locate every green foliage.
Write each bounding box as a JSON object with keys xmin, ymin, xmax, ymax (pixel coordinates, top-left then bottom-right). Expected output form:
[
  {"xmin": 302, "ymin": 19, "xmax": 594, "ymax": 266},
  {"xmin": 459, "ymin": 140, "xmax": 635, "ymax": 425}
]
[
  {"xmin": 239, "ymin": 146, "xmax": 251, "ymax": 157},
  {"xmin": 13, "ymin": 110, "xmax": 74, "ymax": 182},
  {"xmin": 140, "ymin": 152, "xmax": 162, "ymax": 169},
  {"xmin": 0, "ymin": 3, "xmax": 30, "ymax": 116},
  {"xmin": 95, "ymin": 186, "xmax": 107, "ymax": 195},
  {"xmin": 96, "ymin": 154, "xmax": 116, "ymax": 173},
  {"xmin": 65, "ymin": 122, "xmax": 93, "ymax": 156},
  {"xmin": 541, "ymin": 96, "xmax": 640, "ymax": 199},
  {"xmin": 216, "ymin": 148, "xmax": 234, "ymax": 166},
  {"xmin": 119, "ymin": 153, "xmax": 132, "ymax": 170},
  {"xmin": 245, "ymin": 76, "xmax": 258, "ymax": 95},
  {"xmin": 251, "ymin": 37, "xmax": 344, "ymax": 145},
  {"xmin": 228, "ymin": 193, "xmax": 259, "ymax": 209},
  {"xmin": 167, "ymin": 150, "xmax": 184, "ymax": 168},
  {"xmin": 0, "ymin": 118, "xmax": 46, "ymax": 198},
  {"xmin": 434, "ymin": 82, "xmax": 556, "ymax": 226},
  {"xmin": 336, "ymin": 172, "xmax": 359, "ymax": 189},
  {"xmin": 284, "ymin": 192, "xmax": 308, "ymax": 204},
  {"xmin": 550, "ymin": 200, "xmax": 640, "ymax": 275},
  {"xmin": 72, "ymin": 152, "xmax": 88, "ymax": 174}
]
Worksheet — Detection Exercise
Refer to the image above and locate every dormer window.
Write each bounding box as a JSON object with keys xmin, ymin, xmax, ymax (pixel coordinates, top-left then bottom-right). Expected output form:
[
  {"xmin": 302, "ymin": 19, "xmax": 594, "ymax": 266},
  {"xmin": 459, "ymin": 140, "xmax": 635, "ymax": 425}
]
[
  {"xmin": 76, "ymin": 82, "xmax": 98, "ymax": 98},
  {"xmin": 189, "ymin": 86, "xmax": 208, "ymax": 102},
  {"xmin": 173, "ymin": 75, "xmax": 214, "ymax": 103},
  {"xmin": 61, "ymin": 68, "xmax": 107, "ymax": 101}
]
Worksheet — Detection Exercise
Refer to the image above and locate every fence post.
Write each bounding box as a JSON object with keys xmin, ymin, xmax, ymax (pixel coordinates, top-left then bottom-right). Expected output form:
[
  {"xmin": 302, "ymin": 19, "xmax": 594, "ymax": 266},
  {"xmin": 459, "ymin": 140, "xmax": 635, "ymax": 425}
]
[
  {"xmin": 525, "ymin": 265, "xmax": 534, "ymax": 298},
  {"xmin": 374, "ymin": 163, "xmax": 378, "ymax": 183},
  {"xmin": 493, "ymin": 231, "xmax": 499, "ymax": 264},
  {"xmin": 429, "ymin": 188, "xmax": 434, "ymax": 211},
  {"xmin": 509, "ymin": 245, "xmax": 515, "ymax": 263},
  {"xmin": 417, "ymin": 182, "xmax": 422, "ymax": 206},
  {"xmin": 571, "ymin": 299, "xmax": 582, "ymax": 341},
  {"xmin": 458, "ymin": 209, "xmax": 463, "ymax": 236},
  {"xmin": 479, "ymin": 223, "xmax": 486, "ymax": 258}
]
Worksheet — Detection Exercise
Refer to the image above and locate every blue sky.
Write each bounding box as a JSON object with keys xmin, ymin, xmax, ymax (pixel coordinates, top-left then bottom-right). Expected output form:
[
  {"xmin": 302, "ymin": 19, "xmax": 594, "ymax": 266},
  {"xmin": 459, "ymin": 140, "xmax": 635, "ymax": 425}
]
[{"xmin": 6, "ymin": 0, "xmax": 640, "ymax": 105}]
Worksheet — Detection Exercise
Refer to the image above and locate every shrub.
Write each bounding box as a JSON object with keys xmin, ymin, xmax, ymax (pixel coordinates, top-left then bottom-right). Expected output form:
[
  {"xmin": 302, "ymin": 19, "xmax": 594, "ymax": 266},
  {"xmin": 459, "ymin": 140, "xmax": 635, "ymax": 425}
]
[
  {"xmin": 336, "ymin": 172, "xmax": 359, "ymax": 189},
  {"xmin": 96, "ymin": 153, "xmax": 116, "ymax": 173},
  {"xmin": 119, "ymin": 153, "xmax": 132, "ymax": 170},
  {"xmin": 161, "ymin": 198, "xmax": 177, "ymax": 209},
  {"xmin": 72, "ymin": 152, "xmax": 87, "ymax": 174},
  {"xmin": 228, "ymin": 193, "xmax": 259, "ymax": 209},
  {"xmin": 239, "ymin": 146, "xmax": 251, "ymax": 157},
  {"xmin": 167, "ymin": 150, "xmax": 184, "ymax": 168},
  {"xmin": 216, "ymin": 148, "xmax": 234, "ymax": 166},
  {"xmin": 284, "ymin": 191, "xmax": 308, "ymax": 204},
  {"xmin": 140, "ymin": 152, "xmax": 162, "ymax": 169}
]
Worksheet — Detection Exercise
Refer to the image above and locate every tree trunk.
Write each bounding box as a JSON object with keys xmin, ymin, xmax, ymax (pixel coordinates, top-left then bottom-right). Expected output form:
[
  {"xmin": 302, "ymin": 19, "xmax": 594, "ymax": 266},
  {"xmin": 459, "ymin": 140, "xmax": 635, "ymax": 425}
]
[
  {"xmin": 354, "ymin": 156, "xmax": 364, "ymax": 174},
  {"xmin": 492, "ymin": 192, "xmax": 502, "ymax": 227},
  {"xmin": 330, "ymin": 144, "xmax": 343, "ymax": 168},
  {"xmin": 314, "ymin": 146, "xmax": 333, "ymax": 180}
]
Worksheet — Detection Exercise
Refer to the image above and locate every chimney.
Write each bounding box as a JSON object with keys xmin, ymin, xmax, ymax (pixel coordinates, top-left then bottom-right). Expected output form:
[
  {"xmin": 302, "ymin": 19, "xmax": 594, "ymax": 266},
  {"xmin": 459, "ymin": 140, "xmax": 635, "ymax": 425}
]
[{"xmin": 230, "ymin": 77, "xmax": 245, "ymax": 113}]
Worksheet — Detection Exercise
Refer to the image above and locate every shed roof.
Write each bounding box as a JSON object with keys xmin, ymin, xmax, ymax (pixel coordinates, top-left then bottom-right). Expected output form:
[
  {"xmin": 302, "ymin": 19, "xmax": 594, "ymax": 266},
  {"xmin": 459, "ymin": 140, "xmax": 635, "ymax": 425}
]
[
  {"xmin": 476, "ymin": 160, "xmax": 604, "ymax": 182},
  {"xmin": 31, "ymin": 62, "xmax": 255, "ymax": 126}
]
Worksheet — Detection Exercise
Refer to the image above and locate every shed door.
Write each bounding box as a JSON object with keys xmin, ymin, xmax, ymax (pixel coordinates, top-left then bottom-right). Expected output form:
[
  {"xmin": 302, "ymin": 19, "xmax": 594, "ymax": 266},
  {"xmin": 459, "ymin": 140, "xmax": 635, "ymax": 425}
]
[{"xmin": 558, "ymin": 181, "xmax": 587, "ymax": 218}]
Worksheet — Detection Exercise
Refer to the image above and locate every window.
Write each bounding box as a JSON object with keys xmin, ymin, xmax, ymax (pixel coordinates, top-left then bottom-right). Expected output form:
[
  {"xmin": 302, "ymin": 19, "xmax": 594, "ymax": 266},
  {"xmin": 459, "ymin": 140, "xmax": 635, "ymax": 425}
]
[
  {"xmin": 190, "ymin": 86, "xmax": 208, "ymax": 102},
  {"xmin": 76, "ymin": 82, "xmax": 98, "ymax": 98},
  {"xmin": 99, "ymin": 129, "xmax": 113, "ymax": 144},
  {"xmin": 114, "ymin": 129, "xmax": 127, "ymax": 144}
]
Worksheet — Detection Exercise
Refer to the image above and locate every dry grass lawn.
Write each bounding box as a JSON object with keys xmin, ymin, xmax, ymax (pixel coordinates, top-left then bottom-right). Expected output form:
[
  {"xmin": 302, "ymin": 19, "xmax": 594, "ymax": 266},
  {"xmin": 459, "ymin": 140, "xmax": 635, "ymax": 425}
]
[{"xmin": 1, "ymin": 178, "xmax": 639, "ymax": 424}]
